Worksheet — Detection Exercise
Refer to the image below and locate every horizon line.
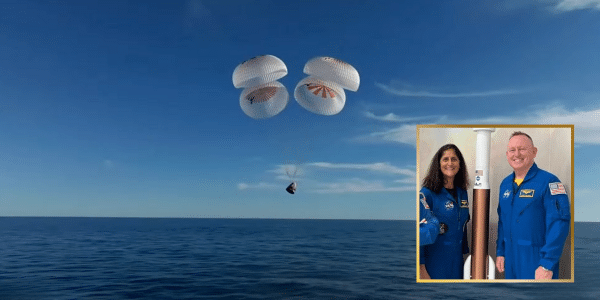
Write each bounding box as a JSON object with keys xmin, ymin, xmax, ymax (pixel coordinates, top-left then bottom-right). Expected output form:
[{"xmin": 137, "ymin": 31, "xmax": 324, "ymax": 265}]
[{"xmin": 0, "ymin": 216, "xmax": 596, "ymax": 223}]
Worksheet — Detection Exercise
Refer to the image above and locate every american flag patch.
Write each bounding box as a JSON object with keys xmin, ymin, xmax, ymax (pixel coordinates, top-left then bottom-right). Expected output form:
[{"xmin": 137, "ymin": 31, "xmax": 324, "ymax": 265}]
[
  {"xmin": 549, "ymin": 182, "xmax": 566, "ymax": 195},
  {"xmin": 475, "ymin": 169, "xmax": 483, "ymax": 176}
]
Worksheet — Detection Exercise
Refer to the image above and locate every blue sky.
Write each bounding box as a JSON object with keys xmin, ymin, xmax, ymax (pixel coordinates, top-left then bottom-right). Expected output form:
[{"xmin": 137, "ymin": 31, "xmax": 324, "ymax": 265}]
[{"xmin": 1, "ymin": 0, "xmax": 599, "ymax": 221}]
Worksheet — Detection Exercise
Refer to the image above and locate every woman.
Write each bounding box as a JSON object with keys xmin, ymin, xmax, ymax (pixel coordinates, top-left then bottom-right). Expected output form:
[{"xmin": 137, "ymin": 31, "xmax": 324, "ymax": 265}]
[{"xmin": 419, "ymin": 144, "xmax": 470, "ymax": 279}]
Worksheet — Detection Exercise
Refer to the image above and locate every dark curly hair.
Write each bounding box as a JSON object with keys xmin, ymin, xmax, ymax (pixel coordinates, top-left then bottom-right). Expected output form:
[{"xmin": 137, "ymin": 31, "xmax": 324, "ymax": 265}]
[{"xmin": 422, "ymin": 144, "xmax": 469, "ymax": 193}]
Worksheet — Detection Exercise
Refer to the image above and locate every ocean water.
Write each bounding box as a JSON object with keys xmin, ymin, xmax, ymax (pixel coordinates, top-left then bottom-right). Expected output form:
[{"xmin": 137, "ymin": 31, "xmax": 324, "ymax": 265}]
[{"xmin": 0, "ymin": 218, "xmax": 598, "ymax": 299}]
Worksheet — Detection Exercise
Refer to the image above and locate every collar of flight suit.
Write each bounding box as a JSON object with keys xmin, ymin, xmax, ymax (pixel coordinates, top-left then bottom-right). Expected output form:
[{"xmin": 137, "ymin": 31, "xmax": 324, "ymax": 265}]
[
  {"xmin": 441, "ymin": 187, "xmax": 460, "ymax": 204},
  {"xmin": 510, "ymin": 162, "xmax": 540, "ymax": 213},
  {"xmin": 510, "ymin": 162, "xmax": 540, "ymax": 186}
]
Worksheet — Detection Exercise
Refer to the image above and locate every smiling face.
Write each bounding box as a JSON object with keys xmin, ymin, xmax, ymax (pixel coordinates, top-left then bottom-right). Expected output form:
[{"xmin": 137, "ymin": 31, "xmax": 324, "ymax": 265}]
[
  {"xmin": 506, "ymin": 134, "xmax": 537, "ymax": 176},
  {"xmin": 440, "ymin": 149, "xmax": 460, "ymax": 182}
]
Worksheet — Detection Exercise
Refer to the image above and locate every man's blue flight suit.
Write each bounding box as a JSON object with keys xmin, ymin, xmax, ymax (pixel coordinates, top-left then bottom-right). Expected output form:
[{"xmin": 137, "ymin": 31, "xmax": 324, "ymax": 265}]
[{"xmin": 496, "ymin": 163, "xmax": 571, "ymax": 279}]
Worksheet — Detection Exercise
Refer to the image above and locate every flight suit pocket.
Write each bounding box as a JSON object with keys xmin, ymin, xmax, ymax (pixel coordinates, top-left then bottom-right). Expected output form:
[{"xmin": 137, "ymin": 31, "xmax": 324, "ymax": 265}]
[
  {"xmin": 556, "ymin": 199, "xmax": 570, "ymax": 220},
  {"xmin": 518, "ymin": 239, "xmax": 544, "ymax": 247}
]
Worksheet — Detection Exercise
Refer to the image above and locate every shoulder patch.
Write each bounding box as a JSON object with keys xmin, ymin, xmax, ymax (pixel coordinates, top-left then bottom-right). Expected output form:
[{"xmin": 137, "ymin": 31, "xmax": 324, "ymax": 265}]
[
  {"xmin": 419, "ymin": 192, "xmax": 430, "ymax": 209},
  {"xmin": 549, "ymin": 182, "xmax": 566, "ymax": 195}
]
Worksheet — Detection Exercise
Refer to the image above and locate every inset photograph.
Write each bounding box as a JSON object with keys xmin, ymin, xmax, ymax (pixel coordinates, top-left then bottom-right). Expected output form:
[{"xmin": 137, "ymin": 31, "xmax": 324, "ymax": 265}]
[{"xmin": 416, "ymin": 125, "xmax": 574, "ymax": 282}]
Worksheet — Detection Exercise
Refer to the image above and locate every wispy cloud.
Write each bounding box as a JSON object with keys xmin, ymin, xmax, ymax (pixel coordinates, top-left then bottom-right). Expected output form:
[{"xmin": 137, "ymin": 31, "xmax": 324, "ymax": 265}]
[
  {"xmin": 363, "ymin": 102, "xmax": 600, "ymax": 145},
  {"xmin": 492, "ymin": 0, "xmax": 600, "ymax": 14},
  {"xmin": 552, "ymin": 0, "xmax": 600, "ymax": 12},
  {"xmin": 312, "ymin": 178, "xmax": 415, "ymax": 194},
  {"xmin": 239, "ymin": 162, "xmax": 417, "ymax": 194},
  {"xmin": 376, "ymin": 82, "xmax": 522, "ymax": 98},
  {"xmin": 307, "ymin": 162, "xmax": 415, "ymax": 177},
  {"xmin": 359, "ymin": 124, "xmax": 419, "ymax": 146},
  {"xmin": 268, "ymin": 164, "xmax": 305, "ymax": 181},
  {"xmin": 395, "ymin": 178, "xmax": 417, "ymax": 184},
  {"xmin": 237, "ymin": 182, "xmax": 279, "ymax": 190},
  {"xmin": 364, "ymin": 111, "xmax": 438, "ymax": 123}
]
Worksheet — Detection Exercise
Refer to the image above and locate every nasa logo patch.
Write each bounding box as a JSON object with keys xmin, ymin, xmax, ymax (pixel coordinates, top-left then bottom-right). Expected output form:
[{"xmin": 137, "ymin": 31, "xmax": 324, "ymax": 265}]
[
  {"xmin": 519, "ymin": 189, "xmax": 535, "ymax": 198},
  {"xmin": 549, "ymin": 182, "xmax": 566, "ymax": 195}
]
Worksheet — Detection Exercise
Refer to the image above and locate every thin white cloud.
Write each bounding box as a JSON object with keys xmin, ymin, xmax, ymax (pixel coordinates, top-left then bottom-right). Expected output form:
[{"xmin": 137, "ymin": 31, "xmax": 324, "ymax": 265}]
[
  {"xmin": 306, "ymin": 162, "xmax": 415, "ymax": 177},
  {"xmin": 460, "ymin": 104, "xmax": 600, "ymax": 144},
  {"xmin": 376, "ymin": 82, "xmax": 522, "ymax": 98},
  {"xmin": 268, "ymin": 164, "xmax": 305, "ymax": 181},
  {"xmin": 363, "ymin": 102, "xmax": 600, "ymax": 145},
  {"xmin": 553, "ymin": 0, "xmax": 600, "ymax": 12},
  {"xmin": 366, "ymin": 124, "xmax": 419, "ymax": 146},
  {"xmin": 237, "ymin": 182, "xmax": 279, "ymax": 190},
  {"xmin": 364, "ymin": 111, "xmax": 438, "ymax": 123},
  {"xmin": 312, "ymin": 178, "xmax": 415, "ymax": 194},
  {"xmin": 395, "ymin": 178, "xmax": 417, "ymax": 184},
  {"xmin": 239, "ymin": 161, "xmax": 417, "ymax": 194},
  {"xmin": 492, "ymin": 0, "xmax": 600, "ymax": 14},
  {"xmin": 531, "ymin": 106, "xmax": 600, "ymax": 144}
]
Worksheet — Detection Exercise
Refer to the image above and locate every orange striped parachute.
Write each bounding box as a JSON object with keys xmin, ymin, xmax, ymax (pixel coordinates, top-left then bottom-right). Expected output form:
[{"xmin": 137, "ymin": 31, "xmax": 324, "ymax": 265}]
[
  {"xmin": 232, "ymin": 55, "xmax": 360, "ymax": 118},
  {"xmin": 232, "ymin": 55, "xmax": 360, "ymax": 194},
  {"xmin": 232, "ymin": 55, "xmax": 289, "ymax": 119},
  {"xmin": 294, "ymin": 56, "xmax": 360, "ymax": 116}
]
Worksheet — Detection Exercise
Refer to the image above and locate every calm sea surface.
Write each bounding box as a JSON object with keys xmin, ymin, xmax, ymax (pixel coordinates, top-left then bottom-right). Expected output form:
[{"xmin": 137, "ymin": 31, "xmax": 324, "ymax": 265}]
[{"xmin": 1, "ymin": 218, "xmax": 598, "ymax": 299}]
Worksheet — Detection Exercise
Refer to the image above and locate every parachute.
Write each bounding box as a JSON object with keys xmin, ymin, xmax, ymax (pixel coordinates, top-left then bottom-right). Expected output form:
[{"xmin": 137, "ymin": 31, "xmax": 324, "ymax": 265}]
[
  {"xmin": 232, "ymin": 55, "xmax": 289, "ymax": 119},
  {"xmin": 294, "ymin": 56, "xmax": 360, "ymax": 116},
  {"xmin": 232, "ymin": 55, "xmax": 360, "ymax": 193},
  {"xmin": 302, "ymin": 56, "xmax": 360, "ymax": 92}
]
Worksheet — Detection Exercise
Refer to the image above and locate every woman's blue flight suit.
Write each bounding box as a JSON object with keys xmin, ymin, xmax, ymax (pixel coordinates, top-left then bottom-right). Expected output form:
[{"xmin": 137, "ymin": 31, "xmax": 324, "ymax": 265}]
[
  {"xmin": 419, "ymin": 186, "xmax": 470, "ymax": 279},
  {"xmin": 419, "ymin": 192, "xmax": 440, "ymax": 246}
]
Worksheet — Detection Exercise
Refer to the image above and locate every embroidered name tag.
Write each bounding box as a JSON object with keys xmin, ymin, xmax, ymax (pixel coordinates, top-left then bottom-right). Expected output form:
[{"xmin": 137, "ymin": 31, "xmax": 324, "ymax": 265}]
[
  {"xmin": 519, "ymin": 189, "xmax": 535, "ymax": 197},
  {"xmin": 549, "ymin": 182, "xmax": 566, "ymax": 195}
]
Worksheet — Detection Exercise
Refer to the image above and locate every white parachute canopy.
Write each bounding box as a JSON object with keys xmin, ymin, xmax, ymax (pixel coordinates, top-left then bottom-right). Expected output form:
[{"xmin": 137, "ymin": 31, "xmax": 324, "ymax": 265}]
[
  {"xmin": 303, "ymin": 56, "xmax": 360, "ymax": 92},
  {"xmin": 294, "ymin": 56, "xmax": 360, "ymax": 116},
  {"xmin": 294, "ymin": 76, "xmax": 346, "ymax": 116},
  {"xmin": 232, "ymin": 55, "xmax": 289, "ymax": 119}
]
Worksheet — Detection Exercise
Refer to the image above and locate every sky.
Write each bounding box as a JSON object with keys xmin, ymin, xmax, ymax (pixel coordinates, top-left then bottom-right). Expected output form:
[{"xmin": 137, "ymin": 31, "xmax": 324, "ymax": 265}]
[{"xmin": 1, "ymin": 0, "xmax": 600, "ymax": 221}]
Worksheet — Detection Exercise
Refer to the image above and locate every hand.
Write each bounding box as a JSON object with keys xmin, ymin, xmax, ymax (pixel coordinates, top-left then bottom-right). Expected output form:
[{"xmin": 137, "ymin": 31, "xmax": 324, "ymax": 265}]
[
  {"xmin": 535, "ymin": 266, "xmax": 553, "ymax": 280},
  {"xmin": 496, "ymin": 256, "xmax": 505, "ymax": 273},
  {"xmin": 420, "ymin": 264, "xmax": 431, "ymax": 279}
]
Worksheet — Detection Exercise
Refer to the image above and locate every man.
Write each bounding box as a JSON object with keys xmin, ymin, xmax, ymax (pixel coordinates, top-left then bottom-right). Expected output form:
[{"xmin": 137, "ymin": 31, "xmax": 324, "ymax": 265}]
[{"xmin": 496, "ymin": 132, "xmax": 571, "ymax": 280}]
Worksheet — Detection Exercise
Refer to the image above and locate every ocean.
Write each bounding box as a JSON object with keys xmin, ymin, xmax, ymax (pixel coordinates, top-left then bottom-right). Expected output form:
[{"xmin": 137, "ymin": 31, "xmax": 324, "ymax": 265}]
[{"xmin": 0, "ymin": 218, "xmax": 598, "ymax": 299}]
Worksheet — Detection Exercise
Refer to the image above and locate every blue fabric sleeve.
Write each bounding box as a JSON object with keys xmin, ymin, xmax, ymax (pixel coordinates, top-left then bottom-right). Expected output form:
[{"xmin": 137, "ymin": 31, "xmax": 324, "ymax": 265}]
[{"xmin": 539, "ymin": 178, "xmax": 571, "ymax": 270}]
